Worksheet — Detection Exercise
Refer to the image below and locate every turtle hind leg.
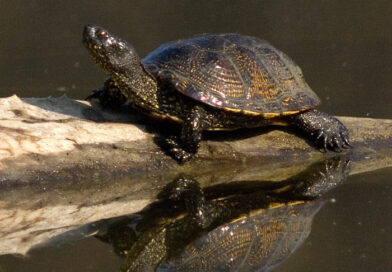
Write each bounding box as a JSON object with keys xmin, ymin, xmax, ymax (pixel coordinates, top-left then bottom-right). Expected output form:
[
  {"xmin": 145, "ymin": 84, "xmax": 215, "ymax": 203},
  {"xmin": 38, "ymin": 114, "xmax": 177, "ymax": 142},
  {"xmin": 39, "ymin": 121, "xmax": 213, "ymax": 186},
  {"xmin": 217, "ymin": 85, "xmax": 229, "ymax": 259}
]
[
  {"xmin": 86, "ymin": 78, "xmax": 127, "ymax": 110},
  {"xmin": 164, "ymin": 106, "xmax": 209, "ymax": 164},
  {"xmin": 290, "ymin": 109, "xmax": 351, "ymax": 152}
]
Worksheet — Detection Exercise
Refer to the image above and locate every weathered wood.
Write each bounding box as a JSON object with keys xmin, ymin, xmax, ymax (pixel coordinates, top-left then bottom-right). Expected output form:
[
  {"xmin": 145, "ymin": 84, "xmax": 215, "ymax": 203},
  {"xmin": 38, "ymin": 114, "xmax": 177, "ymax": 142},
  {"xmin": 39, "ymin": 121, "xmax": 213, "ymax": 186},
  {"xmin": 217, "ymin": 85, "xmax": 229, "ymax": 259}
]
[
  {"xmin": 0, "ymin": 95, "xmax": 391, "ymax": 183},
  {"xmin": 0, "ymin": 95, "xmax": 391, "ymax": 256}
]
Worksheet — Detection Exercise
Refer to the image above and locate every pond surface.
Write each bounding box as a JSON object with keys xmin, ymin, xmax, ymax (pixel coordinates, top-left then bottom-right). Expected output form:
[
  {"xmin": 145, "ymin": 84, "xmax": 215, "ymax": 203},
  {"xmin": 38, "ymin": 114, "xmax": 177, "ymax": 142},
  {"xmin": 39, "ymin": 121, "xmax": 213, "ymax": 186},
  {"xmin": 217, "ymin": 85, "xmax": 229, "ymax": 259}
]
[
  {"xmin": 0, "ymin": 0, "xmax": 391, "ymax": 271},
  {"xmin": 1, "ymin": 164, "xmax": 391, "ymax": 271}
]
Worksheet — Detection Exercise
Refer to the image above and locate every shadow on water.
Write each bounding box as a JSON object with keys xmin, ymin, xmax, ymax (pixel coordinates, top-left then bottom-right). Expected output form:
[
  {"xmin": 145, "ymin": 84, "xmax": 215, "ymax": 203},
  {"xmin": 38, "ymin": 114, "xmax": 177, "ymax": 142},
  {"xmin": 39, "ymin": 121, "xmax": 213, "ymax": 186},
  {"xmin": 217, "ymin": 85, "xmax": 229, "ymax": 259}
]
[{"xmin": 36, "ymin": 156, "xmax": 350, "ymax": 272}]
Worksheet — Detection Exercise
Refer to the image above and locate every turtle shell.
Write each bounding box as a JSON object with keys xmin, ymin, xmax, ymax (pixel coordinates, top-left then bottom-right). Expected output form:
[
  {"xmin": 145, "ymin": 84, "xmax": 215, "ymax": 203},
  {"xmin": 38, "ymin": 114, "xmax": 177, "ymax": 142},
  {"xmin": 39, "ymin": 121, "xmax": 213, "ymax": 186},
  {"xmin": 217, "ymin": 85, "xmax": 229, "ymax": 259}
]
[
  {"xmin": 158, "ymin": 200, "xmax": 322, "ymax": 272},
  {"xmin": 142, "ymin": 33, "xmax": 320, "ymax": 117}
]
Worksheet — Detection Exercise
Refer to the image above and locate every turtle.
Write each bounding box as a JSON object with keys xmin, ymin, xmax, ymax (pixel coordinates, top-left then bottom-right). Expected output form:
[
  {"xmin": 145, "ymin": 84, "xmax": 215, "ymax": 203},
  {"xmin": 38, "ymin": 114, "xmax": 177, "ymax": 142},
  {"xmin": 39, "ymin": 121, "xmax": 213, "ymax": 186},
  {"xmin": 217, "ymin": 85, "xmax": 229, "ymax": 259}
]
[
  {"xmin": 95, "ymin": 157, "xmax": 350, "ymax": 271},
  {"xmin": 95, "ymin": 178, "xmax": 320, "ymax": 272},
  {"xmin": 83, "ymin": 25, "xmax": 350, "ymax": 163}
]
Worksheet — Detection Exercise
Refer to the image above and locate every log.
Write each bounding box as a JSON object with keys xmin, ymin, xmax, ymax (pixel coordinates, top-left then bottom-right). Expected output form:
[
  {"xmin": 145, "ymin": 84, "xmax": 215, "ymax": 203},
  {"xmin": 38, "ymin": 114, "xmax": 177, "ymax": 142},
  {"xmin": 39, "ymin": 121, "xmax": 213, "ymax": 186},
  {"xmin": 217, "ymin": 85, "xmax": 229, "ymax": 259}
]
[
  {"xmin": 0, "ymin": 95, "xmax": 391, "ymax": 255},
  {"xmin": 0, "ymin": 95, "xmax": 391, "ymax": 183}
]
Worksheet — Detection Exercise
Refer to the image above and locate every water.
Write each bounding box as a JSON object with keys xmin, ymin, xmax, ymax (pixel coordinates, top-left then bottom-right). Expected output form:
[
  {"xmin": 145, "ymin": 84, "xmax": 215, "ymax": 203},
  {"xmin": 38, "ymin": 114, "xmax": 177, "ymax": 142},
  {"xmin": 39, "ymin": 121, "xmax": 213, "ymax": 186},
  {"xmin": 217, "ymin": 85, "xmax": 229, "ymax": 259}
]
[
  {"xmin": 277, "ymin": 168, "xmax": 392, "ymax": 272},
  {"xmin": 1, "ymin": 162, "xmax": 391, "ymax": 271},
  {"xmin": 2, "ymin": 1, "xmax": 392, "ymax": 118},
  {"xmin": 0, "ymin": 0, "xmax": 391, "ymax": 271}
]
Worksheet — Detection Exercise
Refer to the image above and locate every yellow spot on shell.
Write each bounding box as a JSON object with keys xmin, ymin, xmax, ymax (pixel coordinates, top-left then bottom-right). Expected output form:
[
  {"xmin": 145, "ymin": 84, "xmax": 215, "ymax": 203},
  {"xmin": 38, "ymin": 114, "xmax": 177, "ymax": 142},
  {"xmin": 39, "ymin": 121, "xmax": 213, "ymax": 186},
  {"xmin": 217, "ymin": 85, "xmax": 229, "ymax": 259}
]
[
  {"xmin": 300, "ymin": 105, "xmax": 313, "ymax": 111},
  {"xmin": 261, "ymin": 112, "xmax": 281, "ymax": 118},
  {"xmin": 224, "ymin": 107, "xmax": 242, "ymax": 113},
  {"xmin": 243, "ymin": 110, "xmax": 263, "ymax": 116},
  {"xmin": 282, "ymin": 110, "xmax": 300, "ymax": 116}
]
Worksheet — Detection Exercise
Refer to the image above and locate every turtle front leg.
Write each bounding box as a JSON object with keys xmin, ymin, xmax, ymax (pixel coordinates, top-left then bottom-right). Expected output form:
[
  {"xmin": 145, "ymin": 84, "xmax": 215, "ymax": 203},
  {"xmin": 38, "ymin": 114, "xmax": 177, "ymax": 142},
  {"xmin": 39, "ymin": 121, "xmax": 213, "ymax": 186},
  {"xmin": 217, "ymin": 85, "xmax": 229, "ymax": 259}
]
[
  {"xmin": 166, "ymin": 106, "xmax": 208, "ymax": 163},
  {"xmin": 86, "ymin": 78, "xmax": 127, "ymax": 109},
  {"xmin": 290, "ymin": 109, "xmax": 351, "ymax": 152},
  {"xmin": 160, "ymin": 176, "xmax": 217, "ymax": 228}
]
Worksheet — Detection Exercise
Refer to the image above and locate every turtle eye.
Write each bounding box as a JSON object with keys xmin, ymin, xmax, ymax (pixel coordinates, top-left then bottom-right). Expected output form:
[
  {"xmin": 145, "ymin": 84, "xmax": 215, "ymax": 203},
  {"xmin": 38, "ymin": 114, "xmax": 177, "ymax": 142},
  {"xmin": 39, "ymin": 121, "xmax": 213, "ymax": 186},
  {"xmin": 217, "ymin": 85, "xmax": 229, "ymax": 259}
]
[{"xmin": 96, "ymin": 30, "xmax": 107, "ymax": 39}]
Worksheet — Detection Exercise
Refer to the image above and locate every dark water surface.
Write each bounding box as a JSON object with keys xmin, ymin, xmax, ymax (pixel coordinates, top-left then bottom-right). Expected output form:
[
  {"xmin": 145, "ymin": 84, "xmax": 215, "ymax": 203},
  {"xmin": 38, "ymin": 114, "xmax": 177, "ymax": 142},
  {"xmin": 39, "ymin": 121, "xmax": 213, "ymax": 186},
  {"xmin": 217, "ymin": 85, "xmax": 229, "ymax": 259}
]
[
  {"xmin": 1, "ymin": 167, "xmax": 391, "ymax": 271},
  {"xmin": 0, "ymin": 0, "xmax": 391, "ymax": 271},
  {"xmin": 1, "ymin": 0, "xmax": 392, "ymax": 118}
]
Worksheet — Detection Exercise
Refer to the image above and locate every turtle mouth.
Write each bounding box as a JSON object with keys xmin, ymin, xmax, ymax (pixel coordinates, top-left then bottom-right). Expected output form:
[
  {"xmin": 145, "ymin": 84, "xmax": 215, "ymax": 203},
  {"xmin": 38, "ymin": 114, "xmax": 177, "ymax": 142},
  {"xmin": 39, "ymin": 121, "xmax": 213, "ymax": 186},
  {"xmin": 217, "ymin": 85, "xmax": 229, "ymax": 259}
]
[
  {"xmin": 83, "ymin": 24, "xmax": 140, "ymax": 76},
  {"xmin": 82, "ymin": 24, "xmax": 122, "ymax": 70}
]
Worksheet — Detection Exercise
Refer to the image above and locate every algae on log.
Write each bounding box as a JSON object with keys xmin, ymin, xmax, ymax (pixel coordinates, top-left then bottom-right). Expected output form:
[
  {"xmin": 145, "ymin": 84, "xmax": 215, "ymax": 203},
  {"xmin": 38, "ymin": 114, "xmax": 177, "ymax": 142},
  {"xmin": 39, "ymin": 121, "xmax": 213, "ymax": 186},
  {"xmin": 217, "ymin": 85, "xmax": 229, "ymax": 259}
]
[{"xmin": 0, "ymin": 95, "xmax": 391, "ymax": 183}]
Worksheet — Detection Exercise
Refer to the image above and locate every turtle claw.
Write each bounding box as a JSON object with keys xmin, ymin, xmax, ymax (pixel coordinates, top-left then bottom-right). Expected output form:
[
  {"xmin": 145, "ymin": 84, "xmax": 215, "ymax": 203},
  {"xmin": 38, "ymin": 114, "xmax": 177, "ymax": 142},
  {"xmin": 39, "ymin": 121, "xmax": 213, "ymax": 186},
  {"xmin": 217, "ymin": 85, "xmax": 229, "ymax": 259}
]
[
  {"xmin": 85, "ymin": 88, "xmax": 103, "ymax": 101},
  {"xmin": 164, "ymin": 136, "xmax": 195, "ymax": 164},
  {"xmin": 314, "ymin": 127, "xmax": 350, "ymax": 152},
  {"xmin": 294, "ymin": 110, "xmax": 351, "ymax": 153},
  {"xmin": 85, "ymin": 88, "xmax": 112, "ymax": 109},
  {"xmin": 86, "ymin": 87, "xmax": 127, "ymax": 110},
  {"xmin": 341, "ymin": 131, "xmax": 352, "ymax": 147},
  {"xmin": 331, "ymin": 136, "xmax": 344, "ymax": 152}
]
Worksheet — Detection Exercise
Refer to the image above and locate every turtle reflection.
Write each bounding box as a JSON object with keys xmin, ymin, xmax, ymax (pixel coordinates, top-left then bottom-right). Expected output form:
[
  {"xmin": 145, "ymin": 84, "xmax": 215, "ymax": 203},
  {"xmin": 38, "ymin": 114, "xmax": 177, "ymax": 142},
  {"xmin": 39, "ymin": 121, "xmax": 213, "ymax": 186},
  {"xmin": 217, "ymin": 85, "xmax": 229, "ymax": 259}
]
[{"xmin": 96, "ymin": 157, "xmax": 350, "ymax": 272}]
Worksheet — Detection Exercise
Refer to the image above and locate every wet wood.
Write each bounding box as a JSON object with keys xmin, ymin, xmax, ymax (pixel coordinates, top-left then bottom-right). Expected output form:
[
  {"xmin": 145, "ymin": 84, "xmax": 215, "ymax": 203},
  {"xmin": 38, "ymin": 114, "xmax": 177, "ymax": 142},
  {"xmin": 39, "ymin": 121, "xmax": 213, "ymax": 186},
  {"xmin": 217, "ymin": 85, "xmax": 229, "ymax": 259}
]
[{"xmin": 0, "ymin": 95, "xmax": 391, "ymax": 255}]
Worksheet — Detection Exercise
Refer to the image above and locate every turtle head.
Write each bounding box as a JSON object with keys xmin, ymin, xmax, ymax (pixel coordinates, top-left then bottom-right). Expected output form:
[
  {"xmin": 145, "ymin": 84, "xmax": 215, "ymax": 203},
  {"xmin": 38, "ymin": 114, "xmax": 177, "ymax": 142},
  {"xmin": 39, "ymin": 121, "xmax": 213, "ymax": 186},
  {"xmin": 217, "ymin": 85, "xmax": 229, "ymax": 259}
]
[
  {"xmin": 83, "ymin": 24, "xmax": 140, "ymax": 75},
  {"xmin": 83, "ymin": 25, "xmax": 159, "ymax": 110}
]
